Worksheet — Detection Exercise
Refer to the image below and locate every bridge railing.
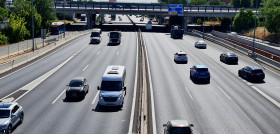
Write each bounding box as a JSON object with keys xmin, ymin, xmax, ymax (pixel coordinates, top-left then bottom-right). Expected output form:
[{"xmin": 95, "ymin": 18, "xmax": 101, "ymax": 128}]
[{"xmin": 6, "ymin": 2, "xmax": 257, "ymax": 13}]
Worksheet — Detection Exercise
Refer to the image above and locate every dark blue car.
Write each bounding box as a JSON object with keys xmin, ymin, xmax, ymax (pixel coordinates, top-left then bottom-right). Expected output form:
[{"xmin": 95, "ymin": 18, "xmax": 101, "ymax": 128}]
[
  {"xmin": 190, "ymin": 65, "xmax": 210, "ymax": 83},
  {"xmin": 238, "ymin": 66, "xmax": 265, "ymax": 81}
]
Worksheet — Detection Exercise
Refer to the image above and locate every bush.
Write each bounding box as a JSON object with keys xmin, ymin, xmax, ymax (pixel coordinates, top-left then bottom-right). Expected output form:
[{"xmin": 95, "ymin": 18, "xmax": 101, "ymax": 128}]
[
  {"xmin": 0, "ymin": 31, "xmax": 8, "ymax": 45},
  {"xmin": 233, "ymin": 8, "xmax": 257, "ymax": 33}
]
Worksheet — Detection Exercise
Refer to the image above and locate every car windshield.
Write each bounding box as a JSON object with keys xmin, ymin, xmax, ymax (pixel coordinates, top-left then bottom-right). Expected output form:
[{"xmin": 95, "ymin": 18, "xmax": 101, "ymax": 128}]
[
  {"xmin": 228, "ymin": 53, "xmax": 237, "ymax": 57},
  {"xmin": 197, "ymin": 68, "xmax": 208, "ymax": 72},
  {"xmin": 50, "ymin": 26, "xmax": 59, "ymax": 32},
  {"xmin": 170, "ymin": 127, "xmax": 192, "ymax": 134},
  {"xmin": 110, "ymin": 32, "xmax": 120, "ymax": 38},
  {"xmin": 252, "ymin": 70, "xmax": 264, "ymax": 73},
  {"xmin": 69, "ymin": 80, "xmax": 83, "ymax": 87},
  {"xmin": 101, "ymin": 81, "xmax": 122, "ymax": 91},
  {"xmin": 91, "ymin": 32, "xmax": 100, "ymax": 37},
  {"xmin": 0, "ymin": 110, "xmax": 10, "ymax": 118}
]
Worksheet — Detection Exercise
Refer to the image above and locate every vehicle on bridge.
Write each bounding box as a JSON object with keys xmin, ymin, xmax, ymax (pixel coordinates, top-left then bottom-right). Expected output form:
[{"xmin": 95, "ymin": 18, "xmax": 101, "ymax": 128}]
[
  {"xmin": 90, "ymin": 28, "xmax": 102, "ymax": 44},
  {"xmin": 171, "ymin": 25, "xmax": 184, "ymax": 39},
  {"xmin": 108, "ymin": 31, "xmax": 121, "ymax": 44},
  {"xmin": 97, "ymin": 65, "xmax": 127, "ymax": 109},
  {"xmin": 50, "ymin": 22, "xmax": 65, "ymax": 35},
  {"xmin": 0, "ymin": 102, "xmax": 24, "ymax": 134},
  {"xmin": 163, "ymin": 120, "xmax": 194, "ymax": 134}
]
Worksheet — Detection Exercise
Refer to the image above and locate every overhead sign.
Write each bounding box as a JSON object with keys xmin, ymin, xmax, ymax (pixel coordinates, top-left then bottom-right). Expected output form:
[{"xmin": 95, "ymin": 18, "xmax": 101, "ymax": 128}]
[
  {"xmin": 41, "ymin": 29, "xmax": 46, "ymax": 39},
  {"xmin": 168, "ymin": 4, "xmax": 183, "ymax": 15}
]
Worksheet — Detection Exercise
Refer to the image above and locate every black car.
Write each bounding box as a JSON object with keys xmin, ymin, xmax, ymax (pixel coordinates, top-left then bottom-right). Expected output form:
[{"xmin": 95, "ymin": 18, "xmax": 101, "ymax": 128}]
[
  {"xmin": 163, "ymin": 120, "xmax": 194, "ymax": 134},
  {"xmin": 220, "ymin": 52, "xmax": 238, "ymax": 64},
  {"xmin": 66, "ymin": 77, "xmax": 89, "ymax": 99},
  {"xmin": 238, "ymin": 66, "xmax": 265, "ymax": 81}
]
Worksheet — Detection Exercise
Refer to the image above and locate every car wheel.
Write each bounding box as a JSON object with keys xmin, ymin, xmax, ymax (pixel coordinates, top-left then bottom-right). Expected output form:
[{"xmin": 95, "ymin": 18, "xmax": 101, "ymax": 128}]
[
  {"xmin": 225, "ymin": 59, "xmax": 227, "ymax": 64},
  {"xmin": 7, "ymin": 125, "xmax": 12, "ymax": 134},
  {"xmin": 238, "ymin": 71, "xmax": 241, "ymax": 77},
  {"xmin": 19, "ymin": 113, "xmax": 24, "ymax": 124}
]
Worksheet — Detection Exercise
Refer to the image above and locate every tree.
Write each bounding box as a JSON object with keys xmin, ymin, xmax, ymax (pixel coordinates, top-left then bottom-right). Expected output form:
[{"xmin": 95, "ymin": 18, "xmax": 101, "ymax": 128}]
[
  {"xmin": 34, "ymin": 0, "xmax": 56, "ymax": 29},
  {"xmin": 0, "ymin": 31, "xmax": 8, "ymax": 45},
  {"xmin": 209, "ymin": 0, "xmax": 221, "ymax": 5},
  {"xmin": 221, "ymin": 17, "xmax": 232, "ymax": 30},
  {"xmin": 7, "ymin": 13, "xmax": 30, "ymax": 43},
  {"xmin": 0, "ymin": 7, "xmax": 8, "ymax": 21},
  {"xmin": 14, "ymin": 0, "xmax": 42, "ymax": 37},
  {"xmin": 0, "ymin": 0, "xmax": 5, "ymax": 8},
  {"xmin": 233, "ymin": 8, "xmax": 257, "ymax": 33},
  {"xmin": 253, "ymin": 0, "xmax": 263, "ymax": 8},
  {"xmin": 231, "ymin": 0, "xmax": 240, "ymax": 7},
  {"xmin": 240, "ymin": 0, "xmax": 251, "ymax": 7},
  {"xmin": 168, "ymin": 0, "xmax": 188, "ymax": 4},
  {"xmin": 190, "ymin": 0, "xmax": 207, "ymax": 5},
  {"xmin": 260, "ymin": 0, "xmax": 280, "ymax": 34}
]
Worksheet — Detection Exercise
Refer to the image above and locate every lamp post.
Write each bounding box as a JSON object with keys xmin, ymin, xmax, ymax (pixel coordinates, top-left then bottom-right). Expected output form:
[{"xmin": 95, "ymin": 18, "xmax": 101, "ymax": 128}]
[
  {"xmin": 32, "ymin": 0, "xmax": 34, "ymax": 52},
  {"xmin": 63, "ymin": 0, "xmax": 66, "ymax": 38},
  {"xmin": 252, "ymin": 0, "xmax": 258, "ymax": 58},
  {"xmin": 185, "ymin": 0, "xmax": 189, "ymax": 34}
]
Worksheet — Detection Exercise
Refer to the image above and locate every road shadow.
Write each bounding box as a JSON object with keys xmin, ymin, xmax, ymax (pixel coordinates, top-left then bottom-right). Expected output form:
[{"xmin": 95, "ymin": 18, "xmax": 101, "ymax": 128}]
[
  {"xmin": 63, "ymin": 97, "xmax": 84, "ymax": 103},
  {"xmin": 92, "ymin": 104, "xmax": 122, "ymax": 113},
  {"xmin": 190, "ymin": 77, "xmax": 210, "ymax": 85}
]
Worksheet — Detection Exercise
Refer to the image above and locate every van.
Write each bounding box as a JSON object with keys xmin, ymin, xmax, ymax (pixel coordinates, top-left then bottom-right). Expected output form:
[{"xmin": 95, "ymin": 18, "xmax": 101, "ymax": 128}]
[
  {"xmin": 97, "ymin": 65, "xmax": 126, "ymax": 108},
  {"xmin": 108, "ymin": 31, "xmax": 121, "ymax": 44},
  {"xmin": 90, "ymin": 28, "xmax": 102, "ymax": 44}
]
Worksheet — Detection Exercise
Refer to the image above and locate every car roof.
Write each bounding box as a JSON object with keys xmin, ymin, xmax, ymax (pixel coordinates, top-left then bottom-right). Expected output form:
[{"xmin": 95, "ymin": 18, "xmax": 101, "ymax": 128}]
[
  {"xmin": 197, "ymin": 40, "xmax": 205, "ymax": 43},
  {"xmin": 195, "ymin": 65, "xmax": 208, "ymax": 68},
  {"xmin": 177, "ymin": 51, "xmax": 186, "ymax": 54},
  {"xmin": 225, "ymin": 52, "xmax": 236, "ymax": 55},
  {"xmin": 92, "ymin": 28, "xmax": 101, "ymax": 32},
  {"xmin": 169, "ymin": 120, "xmax": 190, "ymax": 127},
  {"xmin": 71, "ymin": 77, "xmax": 85, "ymax": 81},
  {"xmin": 0, "ymin": 102, "xmax": 18, "ymax": 109}
]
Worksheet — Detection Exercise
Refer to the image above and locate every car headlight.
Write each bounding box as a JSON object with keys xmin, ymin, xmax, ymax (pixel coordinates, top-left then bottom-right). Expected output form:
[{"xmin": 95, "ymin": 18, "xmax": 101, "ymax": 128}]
[
  {"xmin": 100, "ymin": 96, "xmax": 103, "ymax": 100},
  {"xmin": 117, "ymin": 95, "xmax": 121, "ymax": 100}
]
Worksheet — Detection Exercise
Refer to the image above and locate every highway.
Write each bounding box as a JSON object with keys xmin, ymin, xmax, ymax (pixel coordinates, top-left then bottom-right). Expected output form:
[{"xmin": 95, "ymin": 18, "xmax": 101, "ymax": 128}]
[
  {"xmin": 0, "ymin": 15, "xmax": 138, "ymax": 134},
  {"xmin": 143, "ymin": 31, "xmax": 280, "ymax": 134},
  {"xmin": 0, "ymin": 14, "xmax": 280, "ymax": 134}
]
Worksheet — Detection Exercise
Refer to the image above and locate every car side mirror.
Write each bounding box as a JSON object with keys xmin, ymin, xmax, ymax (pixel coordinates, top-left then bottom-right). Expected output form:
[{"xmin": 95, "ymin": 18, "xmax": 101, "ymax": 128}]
[
  {"xmin": 97, "ymin": 86, "xmax": 100, "ymax": 90},
  {"xmin": 190, "ymin": 124, "xmax": 194, "ymax": 127},
  {"xmin": 190, "ymin": 68, "xmax": 192, "ymax": 69},
  {"xmin": 66, "ymin": 84, "xmax": 69, "ymax": 86},
  {"xmin": 163, "ymin": 124, "xmax": 167, "ymax": 127}
]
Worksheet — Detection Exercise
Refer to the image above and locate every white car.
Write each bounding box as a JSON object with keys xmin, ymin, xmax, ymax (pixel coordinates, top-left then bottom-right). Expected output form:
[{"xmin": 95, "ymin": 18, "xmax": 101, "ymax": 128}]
[
  {"xmin": 174, "ymin": 51, "xmax": 188, "ymax": 63},
  {"xmin": 195, "ymin": 40, "xmax": 207, "ymax": 49},
  {"xmin": 229, "ymin": 32, "xmax": 237, "ymax": 37}
]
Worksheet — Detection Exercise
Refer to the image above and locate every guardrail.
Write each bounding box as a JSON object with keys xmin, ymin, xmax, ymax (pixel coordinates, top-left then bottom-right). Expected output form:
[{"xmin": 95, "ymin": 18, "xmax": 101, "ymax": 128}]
[
  {"xmin": 6, "ymin": 2, "xmax": 257, "ymax": 13},
  {"xmin": 192, "ymin": 30, "xmax": 280, "ymax": 71}
]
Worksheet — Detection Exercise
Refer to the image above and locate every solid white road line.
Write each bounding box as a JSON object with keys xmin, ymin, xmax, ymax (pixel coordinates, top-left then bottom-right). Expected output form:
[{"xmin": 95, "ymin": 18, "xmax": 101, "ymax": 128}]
[
  {"xmin": 251, "ymin": 86, "xmax": 280, "ymax": 108},
  {"xmin": 82, "ymin": 64, "xmax": 89, "ymax": 72},
  {"xmin": 52, "ymin": 90, "xmax": 66, "ymax": 104},
  {"xmin": 97, "ymin": 51, "xmax": 100, "ymax": 55},
  {"xmin": 13, "ymin": 55, "xmax": 74, "ymax": 102},
  {"xmin": 218, "ymin": 86, "xmax": 232, "ymax": 100},
  {"xmin": 185, "ymin": 87, "xmax": 193, "ymax": 100},
  {"xmin": 91, "ymin": 91, "xmax": 100, "ymax": 104},
  {"xmin": 143, "ymin": 34, "xmax": 157, "ymax": 134},
  {"xmin": 128, "ymin": 32, "xmax": 139, "ymax": 133}
]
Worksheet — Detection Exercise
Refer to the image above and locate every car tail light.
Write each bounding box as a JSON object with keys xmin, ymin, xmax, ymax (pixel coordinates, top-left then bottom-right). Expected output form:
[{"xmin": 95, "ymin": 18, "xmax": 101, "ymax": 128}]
[
  {"xmin": 195, "ymin": 72, "xmax": 197, "ymax": 74},
  {"xmin": 208, "ymin": 71, "xmax": 210, "ymax": 74},
  {"xmin": 186, "ymin": 56, "xmax": 188, "ymax": 58},
  {"xmin": 250, "ymin": 73, "xmax": 255, "ymax": 75},
  {"xmin": 177, "ymin": 57, "xmax": 179, "ymax": 58}
]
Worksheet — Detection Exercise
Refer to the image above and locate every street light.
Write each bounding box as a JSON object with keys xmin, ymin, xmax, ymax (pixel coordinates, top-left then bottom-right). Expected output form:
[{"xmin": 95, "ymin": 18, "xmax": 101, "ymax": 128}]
[
  {"xmin": 185, "ymin": 0, "xmax": 189, "ymax": 34},
  {"xmin": 32, "ymin": 0, "xmax": 34, "ymax": 52},
  {"xmin": 252, "ymin": 0, "xmax": 258, "ymax": 58}
]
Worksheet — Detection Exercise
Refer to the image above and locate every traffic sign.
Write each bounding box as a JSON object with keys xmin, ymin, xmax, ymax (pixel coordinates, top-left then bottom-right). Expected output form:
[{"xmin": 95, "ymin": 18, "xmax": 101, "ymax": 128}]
[{"xmin": 168, "ymin": 4, "xmax": 183, "ymax": 16}]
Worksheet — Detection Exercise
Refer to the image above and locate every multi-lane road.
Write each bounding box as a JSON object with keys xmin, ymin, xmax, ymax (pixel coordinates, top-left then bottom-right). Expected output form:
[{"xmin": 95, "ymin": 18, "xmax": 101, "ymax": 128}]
[{"xmin": 0, "ymin": 15, "xmax": 280, "ymax": 134}]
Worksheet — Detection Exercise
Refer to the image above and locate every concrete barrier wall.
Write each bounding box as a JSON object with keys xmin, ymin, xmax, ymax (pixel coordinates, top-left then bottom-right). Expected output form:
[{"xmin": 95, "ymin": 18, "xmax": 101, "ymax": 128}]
[
  {"xmin": 192, "ymin": 30, "xmax": 280, "ymax": 70},
  {"xmin": 0, "ymin": 30, "xmax": 91, "ymax": 74},
  {"xmin": 211, "ymin": 31, "xmax": 280, "ymax": 57}
]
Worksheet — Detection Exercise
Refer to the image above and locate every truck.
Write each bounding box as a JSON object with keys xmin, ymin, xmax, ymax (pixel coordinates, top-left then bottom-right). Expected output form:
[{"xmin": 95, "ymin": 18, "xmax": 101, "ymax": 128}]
[
  {"xmin": 108, "ymin": 31, "xmax": 121, "ymax": 44},
  {"xmin": 171, "ymin": 25, "xmax": 184, "ymax": 39}
]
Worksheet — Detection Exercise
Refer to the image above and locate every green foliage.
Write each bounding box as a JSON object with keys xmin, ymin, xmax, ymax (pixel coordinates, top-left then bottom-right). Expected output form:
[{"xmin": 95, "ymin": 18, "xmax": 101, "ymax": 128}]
[
  {"xmin": 197, "ymin": 18, "xmax": 202, "ymax": 25},
  {"xmin": 221, "ymin": 17, "xmax": 232, "ymax": 29},
  {"xmin": 209, "ymin": 0, "xmax": 221, "ymax": 5},
  {"xmin": 7, "ymin": 13, "xmax": 30, "ymax": 43},
  {"xmin": 190, "ymin": 0, "xmax": 207, "ymax": 5},
  {"xmin": 253, "ymin": 0, "xmax": 262, "ymax": 8},
  {"xmin": 261, "ymin": 0, "xmax": 280, "ymax": 34},
  {"xmin": 168, "ymin": 0, "xmax": 188, "ymax": 4},
  {"xmin": 14, "ymin": 0, "xmax": 42, "ymax": 37},
  {"xmin": 240, "ymin": 0, "xmax": 251, "ymax": 7},
  {"xmin": 233, "ymin": 8, "xmax": 257, "ymax": 33},
  {"xmin": 231, "ymin": 0, "xmax": 240, "ymax": 7},
  {"xmin": 34, "ymin": 0, "xmax": 56, "ymax": 29},
  {"xmin": 0, "ymin": 0, "xmax": 5, "ymax": 8},
  {"xmin": 220, "ymin": 2, "xmax": 227, "ymax": 6},
  {"xmin": 0, "ymin": 31, "xmax": 8, "ymax": 45},
  {"xmin": 0, "ymin": 7, "xmax": 8, "ymax": 21}
]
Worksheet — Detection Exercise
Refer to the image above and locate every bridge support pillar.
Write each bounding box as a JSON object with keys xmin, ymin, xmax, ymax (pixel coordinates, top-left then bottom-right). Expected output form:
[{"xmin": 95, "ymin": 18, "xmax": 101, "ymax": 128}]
[
  {"xmin": 86, "ymin": 13, "xmax": 92, "ymax": 29},
  {"xmin": 159, "ymin": 15, "xmax": 164, "ymax": 25},
  {"xmin": 92, "ymin": 14, "xmax": 96, "ymax": 28},
  {"xmin": 100, "ymin": 14, "xmax": 105, "ymax": 24}
]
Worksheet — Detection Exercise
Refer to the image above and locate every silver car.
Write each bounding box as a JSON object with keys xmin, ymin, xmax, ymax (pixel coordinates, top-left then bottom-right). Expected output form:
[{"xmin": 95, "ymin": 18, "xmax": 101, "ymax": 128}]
[
  {"xmin": 0, "ymin": 102, "xmax": 24, "ymax": 134},
  {"xmin": 174, "ymin": 51, "xmax": 188, "ymax": 63},
  {"xmin": 195, "ymin": 40, "xmax": 207, "ymax": 49}
]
